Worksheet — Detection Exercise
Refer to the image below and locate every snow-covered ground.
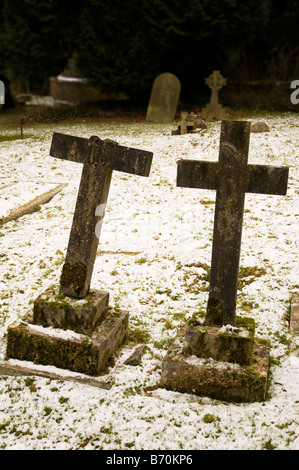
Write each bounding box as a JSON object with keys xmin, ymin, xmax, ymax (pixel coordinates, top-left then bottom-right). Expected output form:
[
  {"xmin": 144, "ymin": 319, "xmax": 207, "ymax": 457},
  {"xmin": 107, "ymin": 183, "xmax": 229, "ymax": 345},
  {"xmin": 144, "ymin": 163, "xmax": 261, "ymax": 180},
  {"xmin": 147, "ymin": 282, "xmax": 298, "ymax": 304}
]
[{"xmin": 0, "ymin": 113, "xmax": 298, "ymax": 450}]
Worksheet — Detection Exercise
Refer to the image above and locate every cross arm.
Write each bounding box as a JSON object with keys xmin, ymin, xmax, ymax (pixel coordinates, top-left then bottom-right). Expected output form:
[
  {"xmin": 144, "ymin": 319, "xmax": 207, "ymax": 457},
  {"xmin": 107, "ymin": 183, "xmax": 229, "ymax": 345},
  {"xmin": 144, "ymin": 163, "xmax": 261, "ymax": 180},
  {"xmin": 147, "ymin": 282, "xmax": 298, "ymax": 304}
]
[
  {"xmin": 50, "ymin": 132, "xmax": 90, "ymax": 164},
  {"xmin": 106, "ymin": 141, "xmax": 153, "ymax": 177},
  {"xmin": 246, "ymin": 165, "xmax": 289, "ymax": 195},
  {"xmin": 177, "ymin": 159, "xmax": 219, "ymax": 190},
  {"xmin": 50, "ymin": 132, "xmax": 153, "ymax": 177}
]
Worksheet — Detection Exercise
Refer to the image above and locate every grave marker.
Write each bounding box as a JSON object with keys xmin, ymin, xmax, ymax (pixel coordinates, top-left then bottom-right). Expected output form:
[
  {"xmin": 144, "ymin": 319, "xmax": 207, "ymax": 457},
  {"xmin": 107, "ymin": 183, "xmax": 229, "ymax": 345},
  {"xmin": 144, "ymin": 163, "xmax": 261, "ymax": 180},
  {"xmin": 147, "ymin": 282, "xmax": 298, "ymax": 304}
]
[
  {"xmin": 177, "ymin": 120, "xmax": 289, "ymax": 325},
  {"xmin": 161, "ymin": 120, "xmax": 289, "ymax": 402},
  {"xmin": 50, "ymin": 133, "xmax": 153, "ymax": 298},
  {"xmin": 172, "ymin": 112, "xmax": 197, "ymax": 135},
  {"xmin": 6, "ymin": 132, "xmax": 153, "ymax": 377},
  {"xmin": 146, "ymin": 73, "xmax": 181, "ymax": 122},
  {"xmin": 201, "ymin": 70, "xmax": 228, "ymax": 120}
]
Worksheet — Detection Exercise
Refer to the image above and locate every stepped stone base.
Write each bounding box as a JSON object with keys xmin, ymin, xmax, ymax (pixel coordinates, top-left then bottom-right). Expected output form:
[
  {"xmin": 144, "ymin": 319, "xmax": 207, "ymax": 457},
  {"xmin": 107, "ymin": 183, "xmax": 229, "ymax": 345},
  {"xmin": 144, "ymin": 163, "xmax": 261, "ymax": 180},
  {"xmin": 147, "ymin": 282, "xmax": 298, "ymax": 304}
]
[
  {"xmin": 201, "ymin": 103, "xmax": 229, "ymax": 120},
  {"xmin": 33, "ymin": 286, "xmax": 109, "ymax": 335},
  {"xmin": 183, "ymin": 321, "xmax": 255, "ymax": 366},
  {"xmin": 161, "ymin": 327, "xmax": 270, "ymax": 403},
  {"xmin": 6, "ymin": 285, "xmax": 129, "ymax": 376}
]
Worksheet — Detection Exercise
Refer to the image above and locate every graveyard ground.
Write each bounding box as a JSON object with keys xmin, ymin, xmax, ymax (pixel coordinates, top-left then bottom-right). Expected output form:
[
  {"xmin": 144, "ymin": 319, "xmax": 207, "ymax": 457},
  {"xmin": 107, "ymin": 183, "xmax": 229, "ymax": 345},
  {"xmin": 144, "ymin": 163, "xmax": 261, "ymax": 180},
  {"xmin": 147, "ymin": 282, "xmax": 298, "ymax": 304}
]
[{"xmin": 0, "ymin": 108, "xmax": 298, "ymax": 450}]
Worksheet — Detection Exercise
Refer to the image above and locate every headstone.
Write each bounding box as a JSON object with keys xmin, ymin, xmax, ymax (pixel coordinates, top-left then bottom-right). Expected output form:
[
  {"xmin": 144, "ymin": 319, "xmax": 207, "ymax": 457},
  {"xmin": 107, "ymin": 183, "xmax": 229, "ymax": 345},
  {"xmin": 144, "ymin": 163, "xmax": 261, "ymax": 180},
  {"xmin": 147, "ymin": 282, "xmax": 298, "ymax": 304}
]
[
  {"xmin": 161, "ymin": 120, "xmax": 289, "ymax": 402},
  {"xmin": 201, "ymin": 70, "xmax": 228, "ymax": 120},
  {"xmin": 189, "ymin": 113, "xmax": 208, "ymax": 130},
  {"xmin": 251, "ymin": 122, "xmax": 270, "ymax": 133},
  {"xmin": 146, "ymin": 73, "xmax": 181, "ymax": 122},
  {"xmin": 6, "ymin": 133, "xmax": 153, "ymax": 377}
]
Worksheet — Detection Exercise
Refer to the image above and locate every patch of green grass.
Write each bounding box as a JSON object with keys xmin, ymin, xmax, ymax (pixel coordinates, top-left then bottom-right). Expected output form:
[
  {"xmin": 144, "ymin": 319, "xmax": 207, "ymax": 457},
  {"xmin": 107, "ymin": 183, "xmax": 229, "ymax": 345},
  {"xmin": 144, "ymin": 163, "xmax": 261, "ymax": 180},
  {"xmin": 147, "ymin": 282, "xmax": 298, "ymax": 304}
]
[
  {"xmin": 128, "ymin": 326, "xmax": 150, "ymax": 344},
  {"xmin": 238, "ymin": 266, "xmax": 267, "ymax": 290},
  {"xmin": 240, "ymin": 299, "xmax": 259, "ymax": 312},
  {"xmin": 0, "ymin": 420, "xmax": 10, "ymax": 431},
  {"xmin": 203, "ymin": 413, "xmax": 218, "ymax": 424},
  {"xmin": 0, "ymin": 133, "xmax": 34, "ymax": 142},
  {"xmin": 58, "ymin": 396, "xmax": 69, "ymax": 405},
  {"xmin": 262, "ymin": 438, "xmax": 277, "ymax": 450},
  {"xmin": 135, "ymin": 256, "xmax": 148, "ymax": 265},
  {"xmin": 273, "ymin": 331, "xmax": 291, "ymax": 346},
  {"xmin": 43, "ymin": 406, "xmax": 52, "ymax": 416}
]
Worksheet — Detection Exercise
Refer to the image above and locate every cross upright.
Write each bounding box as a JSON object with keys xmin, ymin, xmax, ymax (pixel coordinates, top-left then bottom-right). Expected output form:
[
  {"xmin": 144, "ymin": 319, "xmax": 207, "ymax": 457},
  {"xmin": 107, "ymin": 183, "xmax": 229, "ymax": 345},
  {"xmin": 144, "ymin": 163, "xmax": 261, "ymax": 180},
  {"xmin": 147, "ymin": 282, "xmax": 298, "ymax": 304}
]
[
  {"xmin": 205, "ymin": 70, "xmax": 227, "ymax": 109},
  {"xmin": 177, "ymin": 120, "xmax": 289, "ymax": 326},
  {"xmin": 50, "ymin": 132, "xmax": 153, "ymax": 299}
]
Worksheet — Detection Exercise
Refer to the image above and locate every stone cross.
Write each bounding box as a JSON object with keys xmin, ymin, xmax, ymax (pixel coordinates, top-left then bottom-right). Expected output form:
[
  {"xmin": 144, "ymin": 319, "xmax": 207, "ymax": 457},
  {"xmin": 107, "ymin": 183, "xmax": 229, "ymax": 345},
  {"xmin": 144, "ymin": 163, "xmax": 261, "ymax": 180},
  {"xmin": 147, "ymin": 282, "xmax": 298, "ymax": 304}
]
[
  {"xmin": 50, "ymin": 132, "xmax": 153, "ymax": 299},
  {"xmin": 177, "ymin": 120, "xmax": 289, "ymax": 326},
  {"xmin": 176, "ymin": 112, "xmax": 196, "ymax": 135},
  {"xmin": 202, "ymin": 70, "xmax": 228, "ymax": 119},
  {"xmin": 205, "ymin": 70, "xmax": 226, "ymax": 109}
]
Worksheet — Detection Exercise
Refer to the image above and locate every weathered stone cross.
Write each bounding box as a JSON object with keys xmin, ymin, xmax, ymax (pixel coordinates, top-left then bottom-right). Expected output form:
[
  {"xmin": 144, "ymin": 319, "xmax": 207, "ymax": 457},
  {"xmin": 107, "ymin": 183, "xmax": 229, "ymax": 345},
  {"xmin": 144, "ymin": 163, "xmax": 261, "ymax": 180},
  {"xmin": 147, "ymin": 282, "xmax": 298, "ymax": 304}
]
[
  {"xmin": 177, "ymin": 120, "xmax": 289, "ymax": 326},
  {"xmin": 50, "ymin": 132, "xmax": 153, "ymax": 299},
  {"xmin": 205, "ymin": 70, "xmax": 227, "ymax": 109},
  {"xmin": 177, "ymin": 112, "xmax": 196, "ymax": 135}
]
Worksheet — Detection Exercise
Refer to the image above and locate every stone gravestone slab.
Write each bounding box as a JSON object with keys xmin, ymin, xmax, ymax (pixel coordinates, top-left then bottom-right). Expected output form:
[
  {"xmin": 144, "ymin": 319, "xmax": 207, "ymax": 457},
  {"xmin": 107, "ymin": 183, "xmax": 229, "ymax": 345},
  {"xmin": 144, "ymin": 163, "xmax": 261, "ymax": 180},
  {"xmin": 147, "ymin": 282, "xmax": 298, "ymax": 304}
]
[
  {"xmin": 161, "ymin": 120, "xmax": 289, "ymax": 402},
  {"xmin": 6, "ymin": 133, "xmax": 153, "ymax": 376},
  {"xmin": 146, "ymin": 73, "xmax": 181, "ymax": 122},
  {"xmin": 201, "ymin": 70, "xmax": 229, "ymax": 120}
]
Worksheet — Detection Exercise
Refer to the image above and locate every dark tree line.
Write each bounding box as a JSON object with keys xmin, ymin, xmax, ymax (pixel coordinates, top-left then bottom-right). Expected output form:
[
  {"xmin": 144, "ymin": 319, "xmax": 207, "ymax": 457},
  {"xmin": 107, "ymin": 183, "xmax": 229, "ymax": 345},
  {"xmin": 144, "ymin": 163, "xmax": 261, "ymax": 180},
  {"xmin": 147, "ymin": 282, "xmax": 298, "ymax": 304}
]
[{"xmin": 0, "ymin": 0, "xmax": 298, "ymax": 101}]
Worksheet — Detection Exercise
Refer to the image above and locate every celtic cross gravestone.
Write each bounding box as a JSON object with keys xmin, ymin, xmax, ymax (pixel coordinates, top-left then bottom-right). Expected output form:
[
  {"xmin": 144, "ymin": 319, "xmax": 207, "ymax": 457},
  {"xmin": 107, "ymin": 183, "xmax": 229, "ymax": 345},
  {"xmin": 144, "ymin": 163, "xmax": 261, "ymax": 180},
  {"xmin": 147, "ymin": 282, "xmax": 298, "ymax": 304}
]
[{"xmin": 201, "ymin": 70, "xmax": 228, "ymax": 119}]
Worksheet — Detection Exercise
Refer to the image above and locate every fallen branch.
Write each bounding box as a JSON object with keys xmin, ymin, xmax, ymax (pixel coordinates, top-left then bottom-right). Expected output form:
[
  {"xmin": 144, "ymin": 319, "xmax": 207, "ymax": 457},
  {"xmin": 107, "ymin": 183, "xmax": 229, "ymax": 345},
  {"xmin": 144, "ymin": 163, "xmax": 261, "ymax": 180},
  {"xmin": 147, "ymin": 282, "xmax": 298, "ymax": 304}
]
[{"xmin": 0, "ymin": 183, "xmax": 68, "ymax": 225}]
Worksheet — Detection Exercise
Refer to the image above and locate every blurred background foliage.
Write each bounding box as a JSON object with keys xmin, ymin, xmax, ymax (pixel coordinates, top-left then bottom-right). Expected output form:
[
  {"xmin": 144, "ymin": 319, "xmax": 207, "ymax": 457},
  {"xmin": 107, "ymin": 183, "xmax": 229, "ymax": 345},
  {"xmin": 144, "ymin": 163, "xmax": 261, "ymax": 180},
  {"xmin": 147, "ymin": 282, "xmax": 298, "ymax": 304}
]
[{"xmin": 0, "ymin": 0, "xmax": 298, "ymax": 103}]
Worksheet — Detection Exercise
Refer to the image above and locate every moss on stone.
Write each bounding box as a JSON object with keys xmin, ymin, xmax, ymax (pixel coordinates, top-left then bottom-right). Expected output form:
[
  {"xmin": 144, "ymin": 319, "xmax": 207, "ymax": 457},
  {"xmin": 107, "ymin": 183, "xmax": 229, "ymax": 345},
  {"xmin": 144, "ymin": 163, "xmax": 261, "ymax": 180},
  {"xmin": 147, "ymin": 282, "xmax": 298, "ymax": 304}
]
[
  {"xmin": 60, "ymin": 262, "xmax": 88, "ymax": 297},
  {"xmin": 205, "ymin": 297, "xmax": 225, "ymax": 326},
  {"xmin": 236, "ymin": 316, "xmax": 255, "ymax": 336},
  {"xmin": 218, "ymin": 331, "xmax": 253, "ymax": 365},
  {"xmin": 33, "ymin": 285, "xmax": 109, "ymax": 335}
]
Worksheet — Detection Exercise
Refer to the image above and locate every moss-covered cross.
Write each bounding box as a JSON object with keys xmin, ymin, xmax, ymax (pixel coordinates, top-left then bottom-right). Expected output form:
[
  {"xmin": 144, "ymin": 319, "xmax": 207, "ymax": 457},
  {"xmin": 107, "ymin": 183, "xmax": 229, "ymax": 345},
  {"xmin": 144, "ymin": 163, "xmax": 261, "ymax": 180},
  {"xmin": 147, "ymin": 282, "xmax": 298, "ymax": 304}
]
[
  {"xmin": 50, "ymin": 132, "xmax": 153, "ymax": 298},
  {"xmin": 177, "ymin": 120, "xmax": 289, "ymax": 326}
]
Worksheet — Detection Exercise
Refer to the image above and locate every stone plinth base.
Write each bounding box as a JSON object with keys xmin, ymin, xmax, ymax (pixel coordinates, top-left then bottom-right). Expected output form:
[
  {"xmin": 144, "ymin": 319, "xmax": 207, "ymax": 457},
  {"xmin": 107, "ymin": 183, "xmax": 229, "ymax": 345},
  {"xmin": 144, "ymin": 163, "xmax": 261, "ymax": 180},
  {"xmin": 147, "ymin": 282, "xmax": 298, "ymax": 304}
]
[
  {"xmin": 6, "ymin": 285, "xmax": 129, "ymax": 376},
  {"xmin": 7, "ymin": 308, "xmax": 128, "ymax": 376},
  {"xmin": 33, "ymin": 286, "xmax": 109, "ymax": 335},
  {"xmin": 201, "ymin": 103, "xmax": 229, "ymax": 120},
  {"xmin": 161, "ymin": 327, "xmax": 270, "ymax": 403},
  {"xmin": 183, "ymin": 319, "xmax": 255, "ymax": 366}
]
